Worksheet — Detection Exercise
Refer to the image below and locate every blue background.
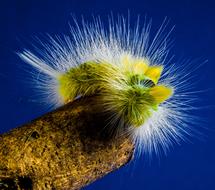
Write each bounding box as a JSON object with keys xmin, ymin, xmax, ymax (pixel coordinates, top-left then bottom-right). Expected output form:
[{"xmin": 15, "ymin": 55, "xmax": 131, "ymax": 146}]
[{"xmin": 0, "ymin": 0, "xmax": 214, "ymax": 190}]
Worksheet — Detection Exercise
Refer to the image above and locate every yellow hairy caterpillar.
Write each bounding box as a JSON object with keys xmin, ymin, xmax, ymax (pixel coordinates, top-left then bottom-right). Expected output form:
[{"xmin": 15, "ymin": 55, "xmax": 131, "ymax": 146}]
[
  {"xmin": 19, "ymin": 16, "xmax": 197, "ymax": 155},
  {"xmin": 58, "ymin": 58, "xmax": 172, "ymax": 126}
]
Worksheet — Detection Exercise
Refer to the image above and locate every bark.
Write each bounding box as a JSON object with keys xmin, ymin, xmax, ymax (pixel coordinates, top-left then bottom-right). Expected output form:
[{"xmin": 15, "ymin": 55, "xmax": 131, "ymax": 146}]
[{"xmin": 0, "ymin": 96, "xmax": 134, "ymax": 190}]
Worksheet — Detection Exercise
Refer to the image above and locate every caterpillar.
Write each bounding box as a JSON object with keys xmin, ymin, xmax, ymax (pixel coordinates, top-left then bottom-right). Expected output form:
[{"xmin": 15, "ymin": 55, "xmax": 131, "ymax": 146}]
[{"xmin": 18, "ymin": 16, "xmax": 198, "ymax": 155}]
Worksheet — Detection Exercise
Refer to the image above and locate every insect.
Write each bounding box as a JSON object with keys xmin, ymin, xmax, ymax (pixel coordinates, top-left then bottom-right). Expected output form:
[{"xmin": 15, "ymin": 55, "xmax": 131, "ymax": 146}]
[
  {"xmin": 57, "ymin": 56, "xmax": 173, "ymax": 126},
  {"xmin": 18, "ymin": 16, "xmax": 198, "ymax": 155}
]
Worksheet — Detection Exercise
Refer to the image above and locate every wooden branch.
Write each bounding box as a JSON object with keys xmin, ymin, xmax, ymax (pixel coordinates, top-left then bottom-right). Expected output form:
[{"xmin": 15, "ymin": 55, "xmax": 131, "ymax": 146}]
[{"xmin": 0, "ymin": 96, "xmax": 134, "ymax": 190}]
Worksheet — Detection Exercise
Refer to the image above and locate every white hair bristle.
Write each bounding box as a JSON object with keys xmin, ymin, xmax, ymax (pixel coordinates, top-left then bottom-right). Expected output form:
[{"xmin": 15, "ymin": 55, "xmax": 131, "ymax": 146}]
[{"xmin": 18, "ymin": 15, "xmax": 200, "ymax": 156}]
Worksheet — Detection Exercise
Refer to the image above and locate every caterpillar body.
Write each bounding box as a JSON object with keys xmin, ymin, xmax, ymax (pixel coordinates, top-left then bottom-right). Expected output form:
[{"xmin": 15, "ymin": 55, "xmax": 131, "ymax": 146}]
[{"xmin": 19, "ymin": 16, "xmax": 197, "ymax": 155}]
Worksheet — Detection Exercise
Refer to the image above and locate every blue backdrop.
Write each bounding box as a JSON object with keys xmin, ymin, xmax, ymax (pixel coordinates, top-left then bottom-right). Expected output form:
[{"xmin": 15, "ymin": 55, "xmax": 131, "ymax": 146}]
[{"xmin": 0, "ymin": 0, "xmax": 214, "ymax": 190}]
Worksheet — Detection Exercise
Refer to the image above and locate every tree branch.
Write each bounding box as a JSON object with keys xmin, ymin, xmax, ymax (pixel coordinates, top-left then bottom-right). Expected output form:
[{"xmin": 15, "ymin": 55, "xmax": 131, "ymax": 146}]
[{"xmin": 0, "ymin": 96, "xmax": 134, "ymax": 190}]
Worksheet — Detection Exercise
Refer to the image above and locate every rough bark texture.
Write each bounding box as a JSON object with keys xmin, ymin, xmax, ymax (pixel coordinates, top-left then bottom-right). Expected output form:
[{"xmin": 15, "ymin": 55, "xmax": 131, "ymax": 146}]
[{"xmin": 0, "ymin": 96, "xmax": 134, "ymax": 190}]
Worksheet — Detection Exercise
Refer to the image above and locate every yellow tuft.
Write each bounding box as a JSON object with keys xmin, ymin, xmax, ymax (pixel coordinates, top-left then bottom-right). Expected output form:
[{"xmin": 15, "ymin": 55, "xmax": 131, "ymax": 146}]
[
  {"xmin": 57, "ymin": 75, "xmax": 71, "ymax": 102},
  {"xmin": 145, "ymin": 66, "xmax": 163, "ymax": 84},
  {"xmin": 121, "ymin": 54, "xmax": 149, "ymax": 75},
  {"xmin": 133, "ymin": 59, "xmax": 149, "ymax": 75},
  {"xmin": 149, "ymin": 85, "xmax": 173, "ymax": 104},
  {"xmin": 121, "ymin": 54, "xmax": 131, "ymax": 69}
]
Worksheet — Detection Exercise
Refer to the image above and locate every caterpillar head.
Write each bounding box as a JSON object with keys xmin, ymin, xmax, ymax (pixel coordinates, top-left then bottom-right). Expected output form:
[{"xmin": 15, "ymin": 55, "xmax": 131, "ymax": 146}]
[{"xmin": 118, "ymin": 55, "xmax": 174, "ymax": 127}]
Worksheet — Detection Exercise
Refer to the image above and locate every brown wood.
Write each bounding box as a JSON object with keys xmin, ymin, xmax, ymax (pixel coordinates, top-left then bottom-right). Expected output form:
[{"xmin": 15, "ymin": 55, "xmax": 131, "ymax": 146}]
[{"xmin": 0, "ymin": 96, "xmax": 134, "ymax": 190}]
